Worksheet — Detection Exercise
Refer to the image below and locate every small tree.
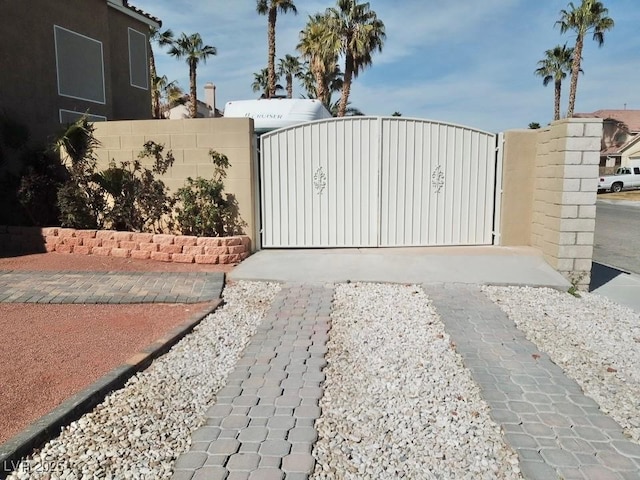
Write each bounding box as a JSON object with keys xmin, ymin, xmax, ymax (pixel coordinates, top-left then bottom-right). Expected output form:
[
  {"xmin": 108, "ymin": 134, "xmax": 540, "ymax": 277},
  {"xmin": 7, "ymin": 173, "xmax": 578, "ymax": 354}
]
[{"xmin": 528, "ymin": 122, "xmax": 541, "ymax": 129}]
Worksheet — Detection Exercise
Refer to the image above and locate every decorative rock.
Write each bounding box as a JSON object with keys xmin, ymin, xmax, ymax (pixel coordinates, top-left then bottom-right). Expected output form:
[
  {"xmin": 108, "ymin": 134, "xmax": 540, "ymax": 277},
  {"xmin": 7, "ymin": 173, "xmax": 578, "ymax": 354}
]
[
  {"xmin": 6, "ymin": 282, "xmax": 280, "ymax": 479},
  {"xmin": 311, "ymin": 283, "xmax": 522, "ymax": 480}
]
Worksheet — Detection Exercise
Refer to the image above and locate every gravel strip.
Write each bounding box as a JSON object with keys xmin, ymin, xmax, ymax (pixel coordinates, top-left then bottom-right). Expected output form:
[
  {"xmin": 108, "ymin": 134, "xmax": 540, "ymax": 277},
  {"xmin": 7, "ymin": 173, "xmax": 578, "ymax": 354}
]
[
  {"xmin": 312, "ymin": 283, "xmax": 522, "ymax": 480},
  {"xmin": 483, "ymin": 286, "xmax": 640, "ymax": 442},
  {"xmin": 7, "ymin": 281, "xmax": 279, "ymax": 480}
]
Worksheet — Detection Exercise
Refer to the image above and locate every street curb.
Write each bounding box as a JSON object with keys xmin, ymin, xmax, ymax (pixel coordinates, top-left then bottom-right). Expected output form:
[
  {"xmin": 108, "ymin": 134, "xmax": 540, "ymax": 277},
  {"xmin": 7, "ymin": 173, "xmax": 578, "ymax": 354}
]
[{"xmin": 0, "ymin": 299, "xmax": 223, "ymax": 478}]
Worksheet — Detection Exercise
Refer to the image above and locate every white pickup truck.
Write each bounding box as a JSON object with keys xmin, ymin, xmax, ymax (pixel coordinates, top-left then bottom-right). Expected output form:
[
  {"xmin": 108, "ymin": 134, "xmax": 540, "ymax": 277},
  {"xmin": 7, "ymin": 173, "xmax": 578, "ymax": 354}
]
[{"xmin": 598, "ymin": 166, "xmax": 640, "ymax": 193}]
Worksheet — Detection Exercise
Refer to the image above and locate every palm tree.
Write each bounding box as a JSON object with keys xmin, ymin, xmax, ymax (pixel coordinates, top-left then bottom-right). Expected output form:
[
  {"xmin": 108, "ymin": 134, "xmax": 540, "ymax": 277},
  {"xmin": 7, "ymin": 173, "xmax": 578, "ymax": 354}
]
[
  {"xmin": 149, "ymin": 27, "xmax": 174, "ymax": 119},
  {"xmin": 556, "ymin": 0, "xmax": 614, "ymax": 117},
  {"xmin": 153, "ymin": 75, "xmax": 184, "ymax": 117},
  {"xmin": 252, "ymin": 68, "xmax": 284, "ymax": 98},
  {"xmin": 535, "ymin": 44, "xmax": 576, "ymax": 121},
  {"xmin": 297, "ymin": 13, "xmax": 337, "ymax": 106},
  {"xmin": 325, "ymin": 0, "xmax": 385, "ymax": 117},
  {"xmin": 328, "ymin": 98, "xmax": 363, "ymax": 117},
  {"xmin": 256, "ymin": 0, "xmax": 297, "ymax": 99},
  {"xmin": 168, "ymin": 33, "xmax": 217, "ymax": 118},
  {"xmin": 278, "ymin": 54, "xmax": 302, "ymax": 98}
]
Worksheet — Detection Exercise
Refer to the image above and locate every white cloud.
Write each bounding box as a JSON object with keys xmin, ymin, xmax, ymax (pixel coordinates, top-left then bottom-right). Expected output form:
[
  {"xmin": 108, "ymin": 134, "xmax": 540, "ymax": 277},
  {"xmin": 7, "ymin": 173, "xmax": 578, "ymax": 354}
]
[{"xmin": 133, "ymin": 0, "xmax": 640, "ymax": 129}]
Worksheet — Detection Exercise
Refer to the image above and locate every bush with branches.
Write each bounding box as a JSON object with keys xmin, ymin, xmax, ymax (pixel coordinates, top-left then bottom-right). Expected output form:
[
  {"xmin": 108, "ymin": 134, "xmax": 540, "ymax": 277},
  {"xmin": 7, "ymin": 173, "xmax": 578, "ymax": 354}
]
[{"xmin": 174, "ymin": 150, "xmax": 246, "ymax": 237}]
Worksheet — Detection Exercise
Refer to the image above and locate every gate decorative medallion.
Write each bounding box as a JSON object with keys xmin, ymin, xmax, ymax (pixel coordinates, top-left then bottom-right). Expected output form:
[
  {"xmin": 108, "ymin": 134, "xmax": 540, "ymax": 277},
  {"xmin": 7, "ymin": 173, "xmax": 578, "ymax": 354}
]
[{"xmin": 260, "ymin": 117, "xmax": 501, "ymax": 248}]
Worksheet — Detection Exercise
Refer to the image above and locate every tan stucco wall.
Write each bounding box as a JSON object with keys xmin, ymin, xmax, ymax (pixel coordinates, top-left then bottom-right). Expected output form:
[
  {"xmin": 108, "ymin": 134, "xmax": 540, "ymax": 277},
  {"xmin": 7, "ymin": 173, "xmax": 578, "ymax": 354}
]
[
  {"xmin": 93, "ymin": 118, "xmax": 257, "ymax": 247},
  {"xmin": 500, "ymin": 130, "xmax": 537, "ymax": 246},
  {"xmin": 0, "ymin": 0, "xmax": 152, "ymax": 150},
  {"xmin": 107, "ymin": 9, "xmax": 153, "ymax": 121}
]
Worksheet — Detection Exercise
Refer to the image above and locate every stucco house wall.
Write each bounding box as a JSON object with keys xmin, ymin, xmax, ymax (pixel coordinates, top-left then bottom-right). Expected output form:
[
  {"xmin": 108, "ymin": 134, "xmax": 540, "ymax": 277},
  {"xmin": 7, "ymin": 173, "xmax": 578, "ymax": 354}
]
[{"xmin": 0, "ymin": 0, "xmax": 158, "ymax": 150}]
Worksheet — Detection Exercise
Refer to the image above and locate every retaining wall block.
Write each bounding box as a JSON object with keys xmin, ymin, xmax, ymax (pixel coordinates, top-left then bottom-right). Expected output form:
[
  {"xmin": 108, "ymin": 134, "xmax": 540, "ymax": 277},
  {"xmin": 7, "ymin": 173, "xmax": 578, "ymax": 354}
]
[
  {"xmin": 175, "ymin": 236, "xmax": 198, "ymax": 247},
  {"xmin": 111, "ymin": 248, "xmax": 131, "ymax": 258},
  {"xmin": 102, "ymin": 240, "xmax": 119, "ymax": 249},
  {"xmin": 159, "ymin": 244, "xmax": 182, "ymax": 254},
  {"xmin": 120, "ymin": 241, "xmax": 138, "ymax": 251},
  {"xmin": 196, "ymin": 237, "xmax": 221, "ymax": 247},
  {"xmin": 113, "ymin": 232, "xmax": 133, "ymax": 242},
  {"xmin": 76, "ymin": 230, "xmax": 97, "ymax": 239},
  {"xmin": 131, "ymin": 250, "xmax": 151, "ymax": 260},
  {"xmin": 132, "ymin": 233, "xmax": 154, "ymax": 243},
  {"xmin": 41, "ymin": 227, "xmax": 59, "ymax": 236},
  {"xmin": 96, "ymin": 230, "xmax": 117, "ymax": 240},
  {"xmin": 172, "ymin": 253, "xmax": 195, "ymax": 263},
  {"xmin": 151, "ymin": 252, "xmax": 171, "ymax": 262},
  {"xmin": 152, "ymin": 234, "xmax": 175, "ymax": 245},
  {"xmin": 195, "ymin": 254, "xmax": 219, "ymax": 264},
  {"xmin": 205, "ymin": 246, "xmax": 228, "ymax": 256},
  {"xmin": 139, "ymin": 243, "xmax": 160, "ymax": 252}
]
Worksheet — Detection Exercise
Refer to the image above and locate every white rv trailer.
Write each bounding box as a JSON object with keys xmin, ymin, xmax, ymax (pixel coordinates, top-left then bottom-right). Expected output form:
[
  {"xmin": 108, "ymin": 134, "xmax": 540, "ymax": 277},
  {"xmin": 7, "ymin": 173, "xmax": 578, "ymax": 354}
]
[{"xmin": 223, "ymin": 98, "xmax": 332, "ymax": 133}]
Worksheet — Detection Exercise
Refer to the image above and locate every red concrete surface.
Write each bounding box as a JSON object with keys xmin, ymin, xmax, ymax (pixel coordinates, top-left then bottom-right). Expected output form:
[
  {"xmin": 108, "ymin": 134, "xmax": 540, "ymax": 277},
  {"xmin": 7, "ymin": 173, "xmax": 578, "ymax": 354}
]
[{"xmin": 0, "ymin": 253, "xmax": 229, "ymax": 444}]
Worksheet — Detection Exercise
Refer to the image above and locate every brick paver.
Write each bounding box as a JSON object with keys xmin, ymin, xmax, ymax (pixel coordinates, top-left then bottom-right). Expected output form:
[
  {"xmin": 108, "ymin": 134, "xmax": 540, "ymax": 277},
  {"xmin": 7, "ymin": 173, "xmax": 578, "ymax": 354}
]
[
  {"xmin": 172, "ymin": 283, "xmax": 333, "ymax": 480},
  {"xmin": 0, "ymin": 271, "xmax": 223, "ymax": 304},
  {"xmin": 424, "ymin": 283, "xmax": 640, "ymax": 480}
]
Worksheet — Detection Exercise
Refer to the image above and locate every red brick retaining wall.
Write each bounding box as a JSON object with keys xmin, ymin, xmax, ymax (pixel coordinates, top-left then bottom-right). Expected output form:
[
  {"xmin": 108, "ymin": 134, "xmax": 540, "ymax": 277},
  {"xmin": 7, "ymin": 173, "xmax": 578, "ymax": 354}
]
[{"xmin": 0, "ymin": 226, "xmax": 251, "ymax": 265}]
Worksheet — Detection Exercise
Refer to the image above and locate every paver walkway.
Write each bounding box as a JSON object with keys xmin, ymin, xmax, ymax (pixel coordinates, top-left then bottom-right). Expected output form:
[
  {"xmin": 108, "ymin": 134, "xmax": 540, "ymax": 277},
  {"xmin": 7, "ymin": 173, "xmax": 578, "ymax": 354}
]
[
  {"xmin": 171, "ymin": 281, "xmax": 640, "ymax": 480},
  {"xmin": 172, "ymin": 283, "xmax": 333, "ymax": 480},
  {"xmin": 425, "ymin": 283, "xmax": 640, "ymax": 480},
  {"xmin": 0, "ymin": 271, "xmax": 224, "ymax": 304}
]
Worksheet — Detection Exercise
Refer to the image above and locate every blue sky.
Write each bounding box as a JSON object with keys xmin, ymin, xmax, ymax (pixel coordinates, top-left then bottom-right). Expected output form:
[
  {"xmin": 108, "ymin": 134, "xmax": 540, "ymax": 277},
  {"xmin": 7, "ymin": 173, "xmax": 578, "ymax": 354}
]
[{"xmin": 132, "ymin": 0, "xmax": 639, "ymax": 132}]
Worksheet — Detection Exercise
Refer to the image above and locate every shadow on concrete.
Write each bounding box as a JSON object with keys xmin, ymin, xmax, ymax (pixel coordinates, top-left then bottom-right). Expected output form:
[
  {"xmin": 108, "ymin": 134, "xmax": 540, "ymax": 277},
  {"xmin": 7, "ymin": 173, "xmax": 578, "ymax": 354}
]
[{"xmin": 590, "ymin": 261, "xmax": 629, "ymax": 291}]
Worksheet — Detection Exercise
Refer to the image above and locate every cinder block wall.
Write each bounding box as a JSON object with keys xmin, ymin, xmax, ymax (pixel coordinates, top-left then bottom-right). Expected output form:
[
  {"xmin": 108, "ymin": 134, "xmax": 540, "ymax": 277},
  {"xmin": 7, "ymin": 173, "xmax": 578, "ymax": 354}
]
[
  {"xmin": 93, "ymin": 118, "xmax": 257, "ymax": 248},
  {"xmin": 502, "ymin": 119, "xmax": 602, "ymax": 290},
  {"xmin": 531, "ymin": 119, "xmax": 602, "ymax": 289}
]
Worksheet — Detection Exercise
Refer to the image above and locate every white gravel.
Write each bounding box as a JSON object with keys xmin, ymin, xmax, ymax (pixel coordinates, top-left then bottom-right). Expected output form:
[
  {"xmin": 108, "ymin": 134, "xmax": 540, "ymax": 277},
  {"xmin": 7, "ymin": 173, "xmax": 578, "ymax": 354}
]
[
  {"xmin": 483, "ymin": 286, "xmax": 640, "ymax": 442},
  {"xmin": 7, "ymin": 281, "xmax": 279, "ymax": 480},
  {"xmin": 312, "ymin": 283, "xmax": 522, "ymax": 480}
]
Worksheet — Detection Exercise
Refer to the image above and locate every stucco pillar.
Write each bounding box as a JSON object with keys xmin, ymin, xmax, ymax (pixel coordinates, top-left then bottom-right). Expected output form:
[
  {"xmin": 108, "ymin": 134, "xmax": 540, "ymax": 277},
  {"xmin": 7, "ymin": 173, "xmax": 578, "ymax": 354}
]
[{"xmin": 531, "ymin": 118, "xmax": 602, "ymax": 290}]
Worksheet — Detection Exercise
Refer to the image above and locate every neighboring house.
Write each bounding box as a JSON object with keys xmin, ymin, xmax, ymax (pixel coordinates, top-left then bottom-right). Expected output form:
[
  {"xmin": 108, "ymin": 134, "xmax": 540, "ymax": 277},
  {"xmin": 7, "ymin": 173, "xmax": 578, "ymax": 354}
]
[
  {"xmin": 619, "ymin": 135, "xmax": 640, "ymax": 169},
  {"xmin": 165, "ymin": 83, "xmax": 223, "ymax": 119},
  {"xmin": 575, "ymin": 109, "xmax": 640, "ymax": 174},
  {"xmin": 1, "ymin": 0, "xmax": 160, "ymax": 146}
]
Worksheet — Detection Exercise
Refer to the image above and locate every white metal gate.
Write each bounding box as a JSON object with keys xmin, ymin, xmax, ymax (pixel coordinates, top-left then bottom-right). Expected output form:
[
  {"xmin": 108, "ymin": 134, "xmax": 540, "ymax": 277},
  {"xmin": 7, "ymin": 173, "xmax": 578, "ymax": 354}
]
[{"xmin": 260, "ymin": 117, "xmax": 501, "ymax": 248}]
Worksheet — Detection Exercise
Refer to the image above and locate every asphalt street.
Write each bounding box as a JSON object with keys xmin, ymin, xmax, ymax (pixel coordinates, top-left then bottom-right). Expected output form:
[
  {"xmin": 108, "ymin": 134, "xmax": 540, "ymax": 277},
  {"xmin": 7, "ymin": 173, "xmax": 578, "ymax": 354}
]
[{"xmin": 593, "ymin": 199, "xmax": 640, "ymax": 275}]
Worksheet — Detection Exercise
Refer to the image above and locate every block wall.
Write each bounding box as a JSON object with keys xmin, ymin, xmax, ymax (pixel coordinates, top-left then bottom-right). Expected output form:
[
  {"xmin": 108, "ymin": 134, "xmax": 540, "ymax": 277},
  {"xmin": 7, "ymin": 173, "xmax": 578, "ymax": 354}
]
[
  {"xmin": 0, "ymin": 226, "xmax": 251, "ymax": 265},
  {"xmin": 92, "ymin": 118, "xmax": 257, "ymax": 248},
  {"xmin": 530, "ymin": 119, "xmax": 602, "ymax": 289}
]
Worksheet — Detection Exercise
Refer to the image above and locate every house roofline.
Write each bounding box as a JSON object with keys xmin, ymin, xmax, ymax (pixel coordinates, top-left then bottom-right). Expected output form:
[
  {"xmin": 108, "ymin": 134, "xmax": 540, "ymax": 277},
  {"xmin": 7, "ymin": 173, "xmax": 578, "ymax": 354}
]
[
  {"xmin": 107, "ymin": 0, "xmax": 161, "ymax": 28},
  {"xmin": 619, "ymin": 133, "xmax": 640, "ymax": 154}
]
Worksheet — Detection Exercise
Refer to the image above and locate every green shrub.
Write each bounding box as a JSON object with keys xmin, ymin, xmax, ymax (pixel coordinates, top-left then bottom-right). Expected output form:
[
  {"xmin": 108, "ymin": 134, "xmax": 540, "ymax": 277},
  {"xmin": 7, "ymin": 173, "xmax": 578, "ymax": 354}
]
[
  {"xmin": 174, "ymin": 150, "xmax": 246, "ymax": 237},
  {"xmin": 94, "ymin": 142, "xmax": 175, "ymax": 232},
  {"xmin": 54, "ymin": 117, "xmax": 105, "ymax": 229},
  {"xmin": 0, "ymin": 114, "xmax": 67, "ymax": 226}
]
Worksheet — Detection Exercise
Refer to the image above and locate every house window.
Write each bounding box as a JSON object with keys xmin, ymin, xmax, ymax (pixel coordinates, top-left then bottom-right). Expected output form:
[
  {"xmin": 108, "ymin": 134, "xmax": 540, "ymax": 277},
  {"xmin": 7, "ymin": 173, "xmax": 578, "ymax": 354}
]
[
  {"xmin": 128, "ymin": 28, "xmax": 148, "ymax": 90},
  {"xmin": 54, "ymin": 25, "xmax": 106, "ymax": 104},
  {"xmin": 59, "ymin": 109, "xmax": 107, "ymax": 124}
]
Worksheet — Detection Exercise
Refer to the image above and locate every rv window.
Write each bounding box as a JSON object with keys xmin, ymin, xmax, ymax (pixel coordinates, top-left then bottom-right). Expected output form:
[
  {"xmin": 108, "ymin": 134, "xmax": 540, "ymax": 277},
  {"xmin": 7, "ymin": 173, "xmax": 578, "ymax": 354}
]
[{"xmin": 634, "ymin": 167, "xmax": 640, "ymax": 175}]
